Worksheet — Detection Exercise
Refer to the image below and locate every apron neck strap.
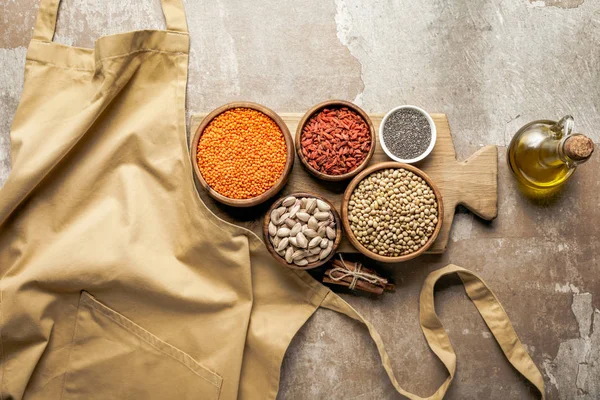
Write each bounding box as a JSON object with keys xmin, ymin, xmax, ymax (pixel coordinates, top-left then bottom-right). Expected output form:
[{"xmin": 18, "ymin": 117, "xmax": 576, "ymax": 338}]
[
  {"xmin": 32, "ymin": 0, "xmax": 188, "ymax": 42},
  {"xmin": 320, "ymin": 264, "xmax": 546, "ymax": 400}
]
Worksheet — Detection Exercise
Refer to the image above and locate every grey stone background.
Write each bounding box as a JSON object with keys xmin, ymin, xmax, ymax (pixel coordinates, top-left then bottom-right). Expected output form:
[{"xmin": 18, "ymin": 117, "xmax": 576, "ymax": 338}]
[{"xmin": 1, "ymin": 0, "xmax": 599, "ymax": 398}]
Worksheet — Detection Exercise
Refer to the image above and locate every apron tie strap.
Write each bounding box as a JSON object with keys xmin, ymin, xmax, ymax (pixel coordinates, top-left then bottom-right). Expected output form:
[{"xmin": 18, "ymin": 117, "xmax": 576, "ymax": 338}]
[
  {"xmin": 32, "ymin": 0, "xmax": 188, "ymax": 42},
  {"xmin": 160, "ymin": 0, "xmax": 188, "ymax": 34},
  {"xmin": 32, "ymin": 0, "xmax": 60, "ymax": 41},
  {"xmin": 320, "ymin": 264, "xmax": 546, "ymax": 400}
]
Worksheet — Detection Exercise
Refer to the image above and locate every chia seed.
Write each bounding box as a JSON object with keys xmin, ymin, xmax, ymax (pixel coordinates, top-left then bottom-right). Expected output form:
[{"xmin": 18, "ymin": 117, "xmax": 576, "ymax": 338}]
[{"xmin": 382, "ymin": 108, "xmax": 432, "ymax": 160}]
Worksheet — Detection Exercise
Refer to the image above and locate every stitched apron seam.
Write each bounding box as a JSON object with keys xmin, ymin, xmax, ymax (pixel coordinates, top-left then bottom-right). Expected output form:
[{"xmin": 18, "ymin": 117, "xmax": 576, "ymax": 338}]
[
  {"xmin": 175, "ymin": 52, "xmax": 225, "ymax": 395},
  {"xmin": 30, "ymin": 30, "xmax": 189, "ymax": 48},
  {"xmin": 25, "ymin": 59, "xmax": 94, "ymax": 72},
  {"xmin": 59, "ymin": 293, "xmax": 84, "ymax": 399},
  {"xmin": 27, "ymin": 49, "xmax": 188, "ymax": 72},
  {"xmin": 30, "ymin": 38, "xmax": 190, "ymax": 56},
  {"xmin": 98, "ymin": 49, "xmax": 188, "ymax": 62}
]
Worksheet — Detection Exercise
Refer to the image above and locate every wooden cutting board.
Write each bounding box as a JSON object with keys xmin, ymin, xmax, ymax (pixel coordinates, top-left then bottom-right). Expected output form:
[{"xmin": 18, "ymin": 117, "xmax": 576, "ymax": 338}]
[{"xmin": 190, "ymin": 113, "xmax": 498, "ymax": 254}]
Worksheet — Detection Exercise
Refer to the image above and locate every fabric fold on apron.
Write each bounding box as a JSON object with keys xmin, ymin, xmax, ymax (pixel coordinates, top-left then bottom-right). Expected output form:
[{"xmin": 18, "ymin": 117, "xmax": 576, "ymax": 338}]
[{"xmin": 0, "ymin": 0, "xmax": 545, "ymax": 399}]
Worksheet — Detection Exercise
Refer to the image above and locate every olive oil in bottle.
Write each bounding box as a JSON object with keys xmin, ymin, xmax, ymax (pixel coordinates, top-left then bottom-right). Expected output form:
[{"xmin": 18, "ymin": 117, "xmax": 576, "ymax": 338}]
[{"xmin": 508, "ymin": 116, "xmax": 594, "ymax": 189}]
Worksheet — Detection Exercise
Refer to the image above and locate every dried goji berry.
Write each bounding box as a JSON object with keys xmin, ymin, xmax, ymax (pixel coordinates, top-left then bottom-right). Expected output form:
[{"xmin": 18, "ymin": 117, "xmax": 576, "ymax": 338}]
[{"xmin": 300, "ymin": 107, "xmax": 371, "ymax": 176}]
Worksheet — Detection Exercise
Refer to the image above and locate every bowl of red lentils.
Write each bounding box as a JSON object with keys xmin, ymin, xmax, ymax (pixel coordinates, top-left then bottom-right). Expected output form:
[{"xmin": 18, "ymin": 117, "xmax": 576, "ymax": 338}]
[
  {"xmin": 296, "ymin": 100, "xmax": 376, "ymax": 182},
  {"xmin": 192, "ymin": 102, "xmax": 295, "ymax": 207}
]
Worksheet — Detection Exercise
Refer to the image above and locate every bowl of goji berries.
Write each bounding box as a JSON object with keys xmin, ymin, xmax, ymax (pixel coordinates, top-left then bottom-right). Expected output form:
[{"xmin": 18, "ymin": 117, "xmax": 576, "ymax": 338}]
[
  {"xmin": 192, "ymin": 102, "xmax": 295, "ymax": 207},
  {"xmin": 296, "ymin": 100, "xmax": 376, "ymax": 182}
]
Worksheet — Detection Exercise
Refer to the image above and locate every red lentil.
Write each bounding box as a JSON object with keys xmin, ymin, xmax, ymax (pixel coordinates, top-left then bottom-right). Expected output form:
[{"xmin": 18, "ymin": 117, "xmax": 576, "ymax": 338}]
[
  {"xmin": 300, "ymin": 107, "xmax": 371, "ymax": 176},
  {"xmin": 197, "ymin": 108, "xmax": 287, "ymax": 199}
]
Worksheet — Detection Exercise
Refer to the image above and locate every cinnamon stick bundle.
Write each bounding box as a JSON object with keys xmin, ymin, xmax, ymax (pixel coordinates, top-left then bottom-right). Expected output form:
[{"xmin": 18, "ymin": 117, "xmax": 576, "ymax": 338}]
[{"xmin": 323, "ymin": 258, "xmax": 395, "ymax": 295}]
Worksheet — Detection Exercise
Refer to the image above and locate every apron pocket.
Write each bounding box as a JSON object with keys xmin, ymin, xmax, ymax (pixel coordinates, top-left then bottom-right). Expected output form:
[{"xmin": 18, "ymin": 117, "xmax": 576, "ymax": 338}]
[{"xmin": 62, "ymin": 291, "xmax": 222, "ymax": 400}]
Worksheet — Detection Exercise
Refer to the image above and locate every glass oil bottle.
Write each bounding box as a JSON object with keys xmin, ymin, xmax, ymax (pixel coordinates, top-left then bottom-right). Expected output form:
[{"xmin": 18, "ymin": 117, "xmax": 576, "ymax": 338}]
[{"xmin": 508, "ymin": 115, "xmax": 594, "ymax": 191}]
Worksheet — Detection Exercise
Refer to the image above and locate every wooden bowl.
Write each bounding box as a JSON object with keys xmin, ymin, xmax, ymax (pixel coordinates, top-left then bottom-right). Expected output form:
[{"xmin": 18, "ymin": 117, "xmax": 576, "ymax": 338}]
[
  {"xmin": 263, "ymin": 192, "xmax": 342, "ymax": 270},
  {"xmin": 341, "ymin": 162, "xmax": 444, "ymax": 263},
  {"xmin": 191, "ymin": 102, "xmax": 295, "ymax": 208},
  {"xmin": 295, "ymin": 100, "xmax": 376, "ymax": 182}
]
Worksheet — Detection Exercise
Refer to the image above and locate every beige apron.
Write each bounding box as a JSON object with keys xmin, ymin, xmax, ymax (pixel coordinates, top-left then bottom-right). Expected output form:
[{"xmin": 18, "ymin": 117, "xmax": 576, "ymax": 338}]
[{"xmin": 0, "ymin": 0, "xmax": 545, "ymax": 399}]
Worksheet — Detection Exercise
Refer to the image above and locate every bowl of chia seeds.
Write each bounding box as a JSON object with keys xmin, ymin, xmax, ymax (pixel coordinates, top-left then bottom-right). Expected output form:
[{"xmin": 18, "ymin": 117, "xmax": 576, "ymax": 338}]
[{"xmin": 379, "ymin": 105, "xmax": 436, "ymax": 164}]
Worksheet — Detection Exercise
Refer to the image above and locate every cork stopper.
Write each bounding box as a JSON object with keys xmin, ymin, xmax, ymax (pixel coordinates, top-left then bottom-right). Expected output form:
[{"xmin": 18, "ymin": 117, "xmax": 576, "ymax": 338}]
[{"xmin": 564, "ymin": 135, "xmax": 594, "ymax": 161}]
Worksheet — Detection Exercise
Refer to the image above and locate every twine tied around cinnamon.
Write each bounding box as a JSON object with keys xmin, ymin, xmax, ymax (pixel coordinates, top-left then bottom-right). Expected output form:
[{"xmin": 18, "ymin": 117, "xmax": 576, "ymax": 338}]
[{"xmin": 327, "ymin": 255, "xmax": 387, "ymax": 290}]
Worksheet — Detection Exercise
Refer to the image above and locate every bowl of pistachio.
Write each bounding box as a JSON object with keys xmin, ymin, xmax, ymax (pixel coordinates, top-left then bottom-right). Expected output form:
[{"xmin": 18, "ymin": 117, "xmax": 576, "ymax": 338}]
[
  {"xmin": 341, "ymin": 162, "xmax": 443, "ymax": 263},
  {"xmin": 263, "ymin": 193, "xmax": 341, "ymax": 269}
]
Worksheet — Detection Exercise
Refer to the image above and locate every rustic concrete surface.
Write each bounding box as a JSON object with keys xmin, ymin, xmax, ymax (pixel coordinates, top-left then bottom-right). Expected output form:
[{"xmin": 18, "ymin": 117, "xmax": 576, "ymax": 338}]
[{"xmin": 1, "ymin": 0, "xmax": 599, "ymax": 399}]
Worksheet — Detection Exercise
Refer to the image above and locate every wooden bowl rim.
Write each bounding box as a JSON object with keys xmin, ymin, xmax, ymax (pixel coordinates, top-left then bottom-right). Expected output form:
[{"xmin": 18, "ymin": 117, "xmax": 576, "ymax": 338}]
[
  {"xmin": 341, "ymin": 162, "xmax": 444, "ymax": 263},
  {"xmin": 295, "ymin": 100, "xmax": 376, "ymax": 182},
  {"xmin": 263, "ymin": 192, "xmax": 343, "ymax": 270},
  {"xmin": 191, "ymin": 102, "xmax": 295, "ymax": 208}
]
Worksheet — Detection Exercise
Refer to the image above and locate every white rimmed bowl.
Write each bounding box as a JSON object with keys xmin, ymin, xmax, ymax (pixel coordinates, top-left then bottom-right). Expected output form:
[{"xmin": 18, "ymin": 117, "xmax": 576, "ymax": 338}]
[{"xmin": 379, "ymin": 105, "xmax": 437, "ymax": 164}]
